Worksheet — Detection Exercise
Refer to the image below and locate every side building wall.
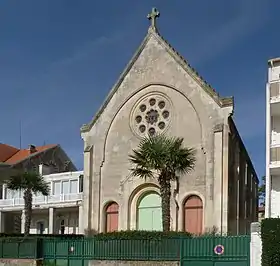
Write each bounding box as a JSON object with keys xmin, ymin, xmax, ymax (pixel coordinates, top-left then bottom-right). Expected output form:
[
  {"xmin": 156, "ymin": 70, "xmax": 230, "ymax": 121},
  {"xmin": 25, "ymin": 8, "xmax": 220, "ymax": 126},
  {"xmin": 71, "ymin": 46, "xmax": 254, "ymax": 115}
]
[{"xmin": 227, "ymin": 117, "xmax": 259, "ymax": 235}]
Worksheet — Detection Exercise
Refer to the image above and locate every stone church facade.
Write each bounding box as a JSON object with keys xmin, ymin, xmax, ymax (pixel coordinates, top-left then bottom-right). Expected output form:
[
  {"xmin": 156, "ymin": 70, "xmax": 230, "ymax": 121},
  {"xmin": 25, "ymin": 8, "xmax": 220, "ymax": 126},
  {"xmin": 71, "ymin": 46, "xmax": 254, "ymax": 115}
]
[{"xmin": 81, "ymin": 9, "xmax": 258, "ymax": 235}]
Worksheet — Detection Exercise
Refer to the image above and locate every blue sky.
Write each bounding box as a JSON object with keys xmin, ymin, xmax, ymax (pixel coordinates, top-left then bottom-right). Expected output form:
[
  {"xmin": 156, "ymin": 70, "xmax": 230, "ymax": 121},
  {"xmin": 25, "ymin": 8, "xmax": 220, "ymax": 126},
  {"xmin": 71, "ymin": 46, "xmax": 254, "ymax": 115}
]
[{"xmin": 0, "ymin": 0, "xmax": 277, "ymax": 177}]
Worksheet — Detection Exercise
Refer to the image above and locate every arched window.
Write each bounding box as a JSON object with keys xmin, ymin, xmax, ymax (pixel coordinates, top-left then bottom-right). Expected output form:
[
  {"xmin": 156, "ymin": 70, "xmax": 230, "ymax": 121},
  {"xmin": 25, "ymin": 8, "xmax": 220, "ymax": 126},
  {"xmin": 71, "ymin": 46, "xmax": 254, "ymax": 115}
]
[
  {"xmin": 137, "ymin": 192, "xmax": 162, "ymax": 231},
  {"xmin": 105, "ymin": 202, "xmax": 119, "ymax": 232},
  {"xmin": 184, "ymin": 195, "xmax": 203, "ymax": 235}
]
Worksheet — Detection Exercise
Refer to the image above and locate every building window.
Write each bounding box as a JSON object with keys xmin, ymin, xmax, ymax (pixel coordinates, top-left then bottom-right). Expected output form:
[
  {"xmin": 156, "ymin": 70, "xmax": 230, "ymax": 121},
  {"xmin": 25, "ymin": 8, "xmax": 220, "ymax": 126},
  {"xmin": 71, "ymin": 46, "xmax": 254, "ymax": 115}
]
[
  {"xmin": 79, "ymin": 175, "xmax": 83, "ymax": 192},
  {"xmin": 36, "ymin": 221, "xmax": 45, "ymax": 234},
  {"xmin": 70, "ymin": 180, "xmax": 78, "ymax": 194},
  {"xmin": 105, "ymin": 202, "xmax": 119, "ymax": 232},
  {"xmin": 60, "ymin": 219, "xmax": 65, "ymax": 235},
  {"xmin": 61, "ymin": 181, "xmax": 69, "ymax": 195},
  {"xmin": 53, "ymin": 181, "xmax": 61, "ymax": 195}
]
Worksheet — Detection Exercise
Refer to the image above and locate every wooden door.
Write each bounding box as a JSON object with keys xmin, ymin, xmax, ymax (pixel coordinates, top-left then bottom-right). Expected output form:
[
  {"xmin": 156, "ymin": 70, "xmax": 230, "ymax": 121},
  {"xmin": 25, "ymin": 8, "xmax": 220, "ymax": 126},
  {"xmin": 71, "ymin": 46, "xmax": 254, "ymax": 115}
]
[{"xmin": 184, "ymin": 195, "xmax": 203, "ymax": 234}]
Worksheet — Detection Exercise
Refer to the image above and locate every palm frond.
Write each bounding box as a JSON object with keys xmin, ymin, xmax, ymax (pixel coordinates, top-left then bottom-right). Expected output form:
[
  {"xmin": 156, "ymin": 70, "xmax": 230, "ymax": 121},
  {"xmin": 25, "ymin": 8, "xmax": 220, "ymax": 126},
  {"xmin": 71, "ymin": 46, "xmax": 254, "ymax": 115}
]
[
  {"xmin": 31, "ymin": 174, "xmax": 50, "ymax": 196},
  {"xmin": 129, "ymin": 134, "xmax": 196, "ymax": 181},
  {"xmin": 173, "ymin": 146, "xmax": 196, "ymax": 175},
  {"xmin": 130, "ymin": 167, "xmax": 153, "ymax": 179},
  {"xmin": 5, "ymin": 171, "xmax": 50, "ymax": 196},
  {"xmin": 5, "ymin": 174, "xmax": 25, "ymax": 191}
]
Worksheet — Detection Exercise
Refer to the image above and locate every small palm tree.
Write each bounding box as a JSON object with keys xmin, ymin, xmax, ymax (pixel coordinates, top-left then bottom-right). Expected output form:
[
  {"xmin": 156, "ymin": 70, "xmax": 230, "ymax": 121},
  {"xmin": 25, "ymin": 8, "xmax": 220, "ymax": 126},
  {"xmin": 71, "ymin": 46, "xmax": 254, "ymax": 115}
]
[
  {"xmin": 5, "ymin": 171, "xmax": 50, "ymax": 236},
  {"xmin": 129, "ymin": 134, "xmax": 196, "ymax": 232}
]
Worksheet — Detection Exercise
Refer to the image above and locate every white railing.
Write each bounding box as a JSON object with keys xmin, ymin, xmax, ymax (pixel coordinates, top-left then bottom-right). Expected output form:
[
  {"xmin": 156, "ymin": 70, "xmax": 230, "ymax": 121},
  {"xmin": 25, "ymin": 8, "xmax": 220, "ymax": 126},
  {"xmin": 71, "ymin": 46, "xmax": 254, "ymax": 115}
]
[
  {"xmin": 271, "ymin": 146, "xmax": 280, "ymax": 164},
  {"xmin": 0, "ymin": 193, "xmax": 83, "ymax": 207},
  {"xmin": 270, "ymin": 82, "xmax": 280, "ymax": 100}
]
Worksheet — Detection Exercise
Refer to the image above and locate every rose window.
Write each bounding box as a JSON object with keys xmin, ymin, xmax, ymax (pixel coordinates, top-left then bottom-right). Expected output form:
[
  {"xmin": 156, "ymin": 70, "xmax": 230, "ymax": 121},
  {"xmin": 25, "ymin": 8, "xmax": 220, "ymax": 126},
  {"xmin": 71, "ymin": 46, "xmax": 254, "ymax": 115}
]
[
  {"xmin": 130, "ymin": 93, "xmax": 172, "ymax": 137},
  {"xmin": 145, "ymin": 109, "xmax": 159, "ymax": 125}
]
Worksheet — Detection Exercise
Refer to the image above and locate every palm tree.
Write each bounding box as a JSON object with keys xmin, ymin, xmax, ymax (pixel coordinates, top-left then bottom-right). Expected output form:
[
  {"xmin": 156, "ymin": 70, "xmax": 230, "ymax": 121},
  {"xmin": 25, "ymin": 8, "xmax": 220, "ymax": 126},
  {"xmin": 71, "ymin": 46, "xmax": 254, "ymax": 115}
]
[
  {"xmin": 129, "ymin": 134, "xmax": 196, "ymax": 232},
  {"xmin": 5, "ymin": 171, "xmax": 50, "ymax": 236}
]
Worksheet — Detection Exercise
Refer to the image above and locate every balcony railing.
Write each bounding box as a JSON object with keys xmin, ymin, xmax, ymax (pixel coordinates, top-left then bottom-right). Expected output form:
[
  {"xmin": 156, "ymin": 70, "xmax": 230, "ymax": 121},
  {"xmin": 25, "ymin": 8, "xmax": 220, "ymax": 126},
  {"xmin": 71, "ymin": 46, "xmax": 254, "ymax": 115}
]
[
  {"xmin": 271, "ymin": 131, "xmax": 280, "ymax": 146},
  {"xmin": 270, "ymin": 82, "xmax": 280, "ymax": 99},
  {"xmin": 0, "ymin": 193, "xmax": 83, "ymax": 207},
  {"xmin": 271, "ymin": 146, "xmax": 280, "ymax": 164}
]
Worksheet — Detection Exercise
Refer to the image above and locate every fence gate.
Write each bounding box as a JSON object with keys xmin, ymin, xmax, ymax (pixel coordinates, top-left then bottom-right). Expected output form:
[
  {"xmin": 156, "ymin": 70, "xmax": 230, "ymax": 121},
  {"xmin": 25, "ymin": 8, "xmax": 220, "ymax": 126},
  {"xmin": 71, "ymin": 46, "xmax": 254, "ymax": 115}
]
[
  {"xmin": 180, "ymin": 235, "xmax": 250, "ymax": 266},
  {"xmin": 43, "ymin": 239, "xmax": 92, "ymax": 266}
]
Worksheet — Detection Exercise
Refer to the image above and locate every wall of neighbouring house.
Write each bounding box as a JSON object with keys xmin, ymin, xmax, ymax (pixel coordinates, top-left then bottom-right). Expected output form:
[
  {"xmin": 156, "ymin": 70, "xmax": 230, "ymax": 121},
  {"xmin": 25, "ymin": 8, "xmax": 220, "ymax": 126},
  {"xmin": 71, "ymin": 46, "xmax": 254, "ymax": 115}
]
[
  {"xmin": 3, "ymin": 210, "xmax": 79, "ymax": 234},
  {"xmin": 227, "ymin": 118, "xmax": 258, "ymax": 235}
]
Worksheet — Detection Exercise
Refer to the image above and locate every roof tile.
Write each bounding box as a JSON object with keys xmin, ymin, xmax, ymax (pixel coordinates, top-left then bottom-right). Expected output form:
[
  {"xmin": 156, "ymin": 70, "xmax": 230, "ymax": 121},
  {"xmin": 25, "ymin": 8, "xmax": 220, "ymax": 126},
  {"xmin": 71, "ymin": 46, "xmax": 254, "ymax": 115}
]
[{"xmin": 0, "ymin": 144, "xmax": 57, "ymax": 164}]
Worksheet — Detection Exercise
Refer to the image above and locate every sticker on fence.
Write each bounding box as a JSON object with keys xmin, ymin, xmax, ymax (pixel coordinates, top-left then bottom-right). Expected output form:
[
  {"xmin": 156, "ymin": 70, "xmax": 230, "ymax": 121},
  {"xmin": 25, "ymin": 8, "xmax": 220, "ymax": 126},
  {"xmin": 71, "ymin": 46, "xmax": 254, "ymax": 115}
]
[{"xmin": 214, "ymin": 244, "xmax": 224, "ymax": 255}]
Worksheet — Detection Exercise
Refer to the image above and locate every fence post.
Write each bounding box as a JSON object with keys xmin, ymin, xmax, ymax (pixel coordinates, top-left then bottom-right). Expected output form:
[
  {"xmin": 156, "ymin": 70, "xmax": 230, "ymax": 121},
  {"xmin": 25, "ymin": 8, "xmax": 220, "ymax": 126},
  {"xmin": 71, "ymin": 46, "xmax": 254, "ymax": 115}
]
[
  {"xmin": 36, "ymin": 237, "xmax": 43, "ymax": 260},
  {"xmin": 179, "ymin": 236, "xmax": 184, "ymax": 263},
  {"xmin": 250, "ymin": 222, "xmax": 262, "ymax": 266}
]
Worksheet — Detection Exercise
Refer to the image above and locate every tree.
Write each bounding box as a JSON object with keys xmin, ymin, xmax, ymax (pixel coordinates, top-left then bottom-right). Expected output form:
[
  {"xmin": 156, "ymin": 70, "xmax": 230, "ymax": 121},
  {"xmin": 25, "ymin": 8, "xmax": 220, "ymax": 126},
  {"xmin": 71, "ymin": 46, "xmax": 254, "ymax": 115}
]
[
  {"xmin": 129, "ymin": 134, "xmax": 196, "ymax": 232},
  {"xmin": 259, "ymin": 175, "xmax": 265, "ymax": 207},
  {"xmin": 5, "ymin": 171, "xmax": 50, "ymax": 236}
]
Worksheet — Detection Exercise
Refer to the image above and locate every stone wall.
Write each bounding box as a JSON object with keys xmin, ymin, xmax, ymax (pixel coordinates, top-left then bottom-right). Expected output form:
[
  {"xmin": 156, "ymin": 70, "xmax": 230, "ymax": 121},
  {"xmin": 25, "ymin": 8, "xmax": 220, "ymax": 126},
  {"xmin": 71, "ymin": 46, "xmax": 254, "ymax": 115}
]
[
  {"xmin": 89, "ymin": 261, "xmax": 179, "ymax": 266},
  {"xmin": 250, "ymin": 222, "xmax": 262, "ymax": 266}
]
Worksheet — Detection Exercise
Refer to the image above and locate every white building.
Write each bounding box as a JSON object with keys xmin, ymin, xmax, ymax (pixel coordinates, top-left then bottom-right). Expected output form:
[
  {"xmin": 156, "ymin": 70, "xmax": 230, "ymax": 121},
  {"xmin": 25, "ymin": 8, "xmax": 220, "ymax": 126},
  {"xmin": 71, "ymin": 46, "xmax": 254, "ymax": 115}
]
[
  {"xmin": 265, "ymin": 57, "xmax": 280, "ymax": 218},
  {"xmin": 0, "ymin": 168, "xmax": 83, "ymax": 234}
]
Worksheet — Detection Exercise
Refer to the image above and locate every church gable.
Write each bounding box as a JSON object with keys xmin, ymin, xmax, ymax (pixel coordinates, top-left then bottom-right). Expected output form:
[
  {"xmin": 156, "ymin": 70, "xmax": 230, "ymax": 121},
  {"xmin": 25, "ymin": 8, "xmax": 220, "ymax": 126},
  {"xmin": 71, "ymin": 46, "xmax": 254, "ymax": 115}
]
[{"xmin": 81, "ymin": 8, "xmax": 233, "ymax": 134}]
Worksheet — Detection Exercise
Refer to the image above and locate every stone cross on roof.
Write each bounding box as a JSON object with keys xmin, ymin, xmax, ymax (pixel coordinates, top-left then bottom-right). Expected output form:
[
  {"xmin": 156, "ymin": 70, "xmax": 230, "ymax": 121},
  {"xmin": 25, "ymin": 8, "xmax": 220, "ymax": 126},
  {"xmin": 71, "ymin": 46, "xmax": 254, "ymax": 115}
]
[{"xmin": 147, "ymin": 7, "xmax": 160, "ymax": 30}]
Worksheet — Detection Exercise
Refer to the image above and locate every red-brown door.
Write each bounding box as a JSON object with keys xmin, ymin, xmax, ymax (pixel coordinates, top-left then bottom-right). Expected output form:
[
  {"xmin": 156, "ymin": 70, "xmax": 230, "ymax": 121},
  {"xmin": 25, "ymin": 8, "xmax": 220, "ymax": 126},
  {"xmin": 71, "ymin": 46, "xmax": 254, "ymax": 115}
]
[
  {"xmin": 105, "ymin": 202, "xmax": 119, "ymax": 232},
  {"xmin": 184, "ymin": 195, "xmax": 203, "ymax": 235}
]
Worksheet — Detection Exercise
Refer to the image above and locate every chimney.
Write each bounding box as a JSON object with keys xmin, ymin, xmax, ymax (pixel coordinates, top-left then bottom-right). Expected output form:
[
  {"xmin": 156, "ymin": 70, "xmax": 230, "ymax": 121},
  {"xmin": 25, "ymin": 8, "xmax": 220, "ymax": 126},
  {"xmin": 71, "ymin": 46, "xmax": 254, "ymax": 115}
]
[{"xmin": 29, "ymin": 144, "xmax": 37, "ymax": 154}]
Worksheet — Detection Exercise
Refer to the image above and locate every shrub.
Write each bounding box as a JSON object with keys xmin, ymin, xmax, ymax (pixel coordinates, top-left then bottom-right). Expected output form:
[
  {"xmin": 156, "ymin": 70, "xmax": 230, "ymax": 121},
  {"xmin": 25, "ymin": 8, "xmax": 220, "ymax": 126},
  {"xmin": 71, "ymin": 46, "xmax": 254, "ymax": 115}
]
[
  {"xmin": 94, "ymin": 230, "xmax": 192, "ymax": 240},
  {"xmin": 0, "ymin": 233, "xmax": 84, "ymax": 239},
  {"xmin": 92, "ymin": 231, "xmax": 191, "ymax": 260},
  {"xmin": 261, "ymin": 218, "xmax": 280, "ymax": 266}
]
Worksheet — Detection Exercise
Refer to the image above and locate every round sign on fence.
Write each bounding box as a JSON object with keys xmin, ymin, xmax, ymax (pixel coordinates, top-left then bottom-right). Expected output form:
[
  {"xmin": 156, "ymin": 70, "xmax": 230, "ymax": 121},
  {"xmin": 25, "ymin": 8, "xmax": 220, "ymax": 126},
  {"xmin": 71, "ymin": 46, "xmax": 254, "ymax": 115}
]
[{"xmin": 214, "ymin": 244, "xmax": 224, "ymax": 255}]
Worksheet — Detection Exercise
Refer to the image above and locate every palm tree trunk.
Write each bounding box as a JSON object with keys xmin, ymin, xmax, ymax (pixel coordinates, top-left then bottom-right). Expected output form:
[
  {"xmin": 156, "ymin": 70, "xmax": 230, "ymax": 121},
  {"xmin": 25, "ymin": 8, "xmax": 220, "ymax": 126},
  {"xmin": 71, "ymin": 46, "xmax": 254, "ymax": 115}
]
[
  {"xmin": 159, "ymin": 177, "xmax": 171, "ymax": 232},
  {"xmin": 23, "ymin": 188, "xmax": 32, "ymax": 236}
]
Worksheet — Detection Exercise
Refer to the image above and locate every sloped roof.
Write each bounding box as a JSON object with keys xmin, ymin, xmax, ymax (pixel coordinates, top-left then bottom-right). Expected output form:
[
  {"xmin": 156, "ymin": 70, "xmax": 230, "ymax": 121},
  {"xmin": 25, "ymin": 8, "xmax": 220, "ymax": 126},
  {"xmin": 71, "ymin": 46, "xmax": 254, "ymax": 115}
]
[
  {"xmin": 0, "ymin": 144, "xmax": 19, "ymax": 162},
  {"xmin": 0, "ymin": 143, "xmax": 57, "ymax": 165},
  {"xmin": 81, "ymin": 25, "xmax": 233, "ymax": 133}
]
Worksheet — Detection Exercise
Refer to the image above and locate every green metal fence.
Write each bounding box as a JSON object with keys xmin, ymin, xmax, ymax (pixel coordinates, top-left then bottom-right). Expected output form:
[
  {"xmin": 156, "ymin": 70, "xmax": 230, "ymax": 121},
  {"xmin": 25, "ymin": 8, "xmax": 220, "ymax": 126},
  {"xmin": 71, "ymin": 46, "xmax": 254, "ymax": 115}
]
[
  {"xmin": 0, "ymin": 237, "xmax": 39, "ymax": 259},
  {"xmin": 0, "ymin": 235, "xmax": 250, "ymax": 266},
  {"xmin": 180, "ymin": 235, "xmax": 250, "ymax": 265},
  {"xmin": 43, "ymin": 237, "xmax": 181, "ymax": 261}
]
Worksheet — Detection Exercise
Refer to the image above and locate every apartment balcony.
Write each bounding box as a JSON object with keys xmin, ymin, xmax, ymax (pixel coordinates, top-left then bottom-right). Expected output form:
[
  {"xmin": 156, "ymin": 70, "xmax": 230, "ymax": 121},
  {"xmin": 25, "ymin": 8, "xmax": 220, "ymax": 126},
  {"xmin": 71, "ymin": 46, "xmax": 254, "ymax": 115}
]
[
  {"xmin": 271, "ymin": 129, "xmax": 280, "ymax": 146},
  {"xmin": 0, "ymin": 193, "xmax": 83, "ymax": 209},
  {"xmin": 270, "ymin": 82, "xmax": 280, "ymax": 102},
  {"xmin": 270, "ymin": 146, "xmax": 280, "ymax": 174},
  {"xmin": 270, "ymin": 82, "xmax": 280, "ymax": 116}
]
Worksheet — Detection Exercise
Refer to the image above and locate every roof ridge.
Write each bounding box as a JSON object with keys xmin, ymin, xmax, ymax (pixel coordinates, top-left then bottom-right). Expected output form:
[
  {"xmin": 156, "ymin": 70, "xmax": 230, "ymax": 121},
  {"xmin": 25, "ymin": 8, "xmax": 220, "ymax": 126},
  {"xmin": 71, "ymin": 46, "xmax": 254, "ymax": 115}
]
[
  {"xmin": 81, "ymin": 31, "xmax": 153, "ymax": 132},
  {"xmin": 151, "ymin": 28, "xmax": 233, "ymax": 107}
]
